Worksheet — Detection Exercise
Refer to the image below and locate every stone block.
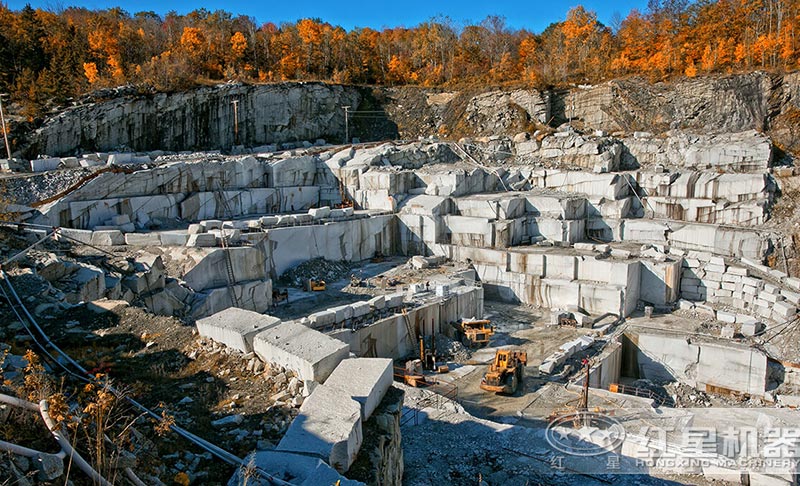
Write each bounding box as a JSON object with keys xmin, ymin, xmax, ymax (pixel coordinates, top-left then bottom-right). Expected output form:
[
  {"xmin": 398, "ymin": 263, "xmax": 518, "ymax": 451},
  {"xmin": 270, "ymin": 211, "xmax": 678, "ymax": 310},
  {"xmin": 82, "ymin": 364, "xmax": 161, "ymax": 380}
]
[
  {"xmin": 350, "ymin": 301, "xmax": 371, "ymax": 318},
  {"xmin": 714, "ymin": 288, "xmax": 733, "ymax": 298},
  {"xmin": 781, "ymin": 289, "xmax": 800, "ymax": 306},
  {"xmin": 722, "ymin": 273, "xmax": 742, "ymax": 283},
  {"xmin": 186, "ymin": 233, "xmax": 217, "ymax": 247},
  {"xmin": 741, "ymin": 321, "xmax": 765, "ymax": 337},
  {"xmin": 30, "ymin": 158, "xmax": 61, "ymax": 172},
  {"xmin": 90, "ymin": 230, "xmax": 124, "ymax": 246},
  {"xmin": 309, "ymin": 206, "xmax": 331, "ymax": 219},
  {"xmin": 187, "ymin": 224, "xmax": 204, "ymax": 234},
  {"xmin": 124, "ymin": 233, "xmax": 162, "ymax": 246},
  {"xmin": 160, "ymin": 232, "xmax": 189, "ymax": 246},
  {"xmin": 717, "ymin": 310, "xmax": 736, "ymax": 323},
  {"xmin": 201, "ymin": 219, "xmax": 223, "ymax": 230},
  {"xmin": 329, "ymin": 304, "xmax": 354, "ymax": 323},
  {"xmin": 727, "ymin": 266, "xmax": 749, "ymax": 276},
  {"xmin": 367, "ymin": 295, "xmax": 385, "ymax": 310},
  {"xmin": 323, "ymin": 358, "xmax": 393, "ymax": 420},
  {"xmin": 253, "ymin": 320, "xmax": 350, "ymax": 382},
  {"xmin": 772, "ymin": 301, "xmax": 796, "ymax": 319},
  {"xmin": 385, "ymin": 293, "xmax": 405, "ymax": 309},
  {"xmin": 308, "ymin": 310, "xmax": 336, "ymax": 329},
  {"xmin": 736, "ymin": 314, "xmax": 758, "ymax": 324},
  {"xmin": 259, "ymin": 216, "xmax": 279, "ymax": 226},
  {"xmin": 741, "ymin": 276, "xmax": 762, "ymax": 287},
  {"xmin": 610, "ymin": 249, "xmax": 631, "ymax": 259},
  {"xmin": 277, "ymin": 385, "xmax": 362, "ymax": 473},
  {"xmin": 196, "ymin": 308, "xmax": 281, "ymax": 353},
  {"xmin": 539, "ymin": 360, "xmax": 557, "ymax": 374},
  {"xmin": 784, "ymin": 277, "xmax": 800, "ymax": 291}
]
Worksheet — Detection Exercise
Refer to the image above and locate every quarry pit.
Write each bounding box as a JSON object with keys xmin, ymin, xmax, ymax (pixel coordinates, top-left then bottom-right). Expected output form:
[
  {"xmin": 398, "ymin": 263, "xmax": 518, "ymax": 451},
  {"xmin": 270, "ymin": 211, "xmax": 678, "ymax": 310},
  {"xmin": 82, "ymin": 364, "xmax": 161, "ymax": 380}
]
[{"xmin": 2, "ymin": 75, "xmax": 800, "ymax": 486}]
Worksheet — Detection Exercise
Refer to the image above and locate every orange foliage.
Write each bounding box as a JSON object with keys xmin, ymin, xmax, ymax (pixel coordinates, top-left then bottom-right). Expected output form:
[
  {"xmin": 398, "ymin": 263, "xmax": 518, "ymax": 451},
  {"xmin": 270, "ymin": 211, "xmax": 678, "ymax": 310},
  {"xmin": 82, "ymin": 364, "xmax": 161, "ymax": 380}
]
[
  {"xmin": 230, "ymin": 31, "xmax": 247, "ymax": 59},
  {"xmin": 83, "ymin": 62, "xmax": 99, "ymax": 84},
  {"xmin": 2, "ymin": 1, "xmax": 800, "ymax": 114},
  {"xmin": 180, "ymin": 27, "xmax": 205, "ymax": 56}
]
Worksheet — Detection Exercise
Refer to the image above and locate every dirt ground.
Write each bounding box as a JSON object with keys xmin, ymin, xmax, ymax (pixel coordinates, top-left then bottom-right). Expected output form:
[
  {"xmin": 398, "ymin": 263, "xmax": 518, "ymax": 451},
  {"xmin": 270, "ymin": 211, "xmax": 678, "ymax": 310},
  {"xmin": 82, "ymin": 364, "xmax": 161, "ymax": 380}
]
[{"xmin": 4, "ymin": 295, "xmax": 298, "ymax": 484}]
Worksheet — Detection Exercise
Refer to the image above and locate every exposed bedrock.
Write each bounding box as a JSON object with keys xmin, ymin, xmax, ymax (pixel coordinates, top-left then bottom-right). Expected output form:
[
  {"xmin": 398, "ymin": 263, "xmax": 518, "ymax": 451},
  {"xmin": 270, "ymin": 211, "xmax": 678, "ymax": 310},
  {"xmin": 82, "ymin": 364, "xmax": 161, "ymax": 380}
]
[
  {"xmin": 27, "ymin": 82, "xmax": 372, "ymax": 156},
  {"xmin": 22, "ymin": 71, "xmax": 800, "ymax": 157}
]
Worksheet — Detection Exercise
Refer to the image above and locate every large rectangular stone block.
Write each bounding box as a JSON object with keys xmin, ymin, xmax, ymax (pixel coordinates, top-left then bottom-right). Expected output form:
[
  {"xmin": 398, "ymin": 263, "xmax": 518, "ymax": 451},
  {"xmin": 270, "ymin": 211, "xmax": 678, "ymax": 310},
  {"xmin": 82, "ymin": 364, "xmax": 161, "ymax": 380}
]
[
  {"xmin": 196, "ymin": 308, "xmax": 281, "ymax": 353},
  {"xmin": 277, "ymin": 385, "xmax": 362, "ymax": 472},
  {"xmin": 323, "ymin": 358, "xmax": 393, "ymax": 420},
  {"xmin": 253, "ymin": 321, "xmax": 350, "ymax": 382}
]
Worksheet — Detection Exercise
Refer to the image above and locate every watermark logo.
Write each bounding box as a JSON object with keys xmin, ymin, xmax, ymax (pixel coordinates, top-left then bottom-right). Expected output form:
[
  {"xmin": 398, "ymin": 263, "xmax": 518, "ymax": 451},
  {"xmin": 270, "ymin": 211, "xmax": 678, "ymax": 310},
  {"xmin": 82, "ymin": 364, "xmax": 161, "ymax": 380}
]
[{"xmin": 545, "ymin": 411, "xmax": 626, "ymax": 457}]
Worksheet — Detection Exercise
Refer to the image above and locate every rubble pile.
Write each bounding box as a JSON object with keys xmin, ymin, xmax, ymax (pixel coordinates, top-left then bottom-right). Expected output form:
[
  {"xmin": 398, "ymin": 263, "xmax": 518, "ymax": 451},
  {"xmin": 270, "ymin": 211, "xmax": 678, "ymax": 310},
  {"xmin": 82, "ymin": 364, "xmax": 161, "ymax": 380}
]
[
  {"xmin": 0, "ymin": 166, "xmax": 93, "ymax": 206},
  {"xmin": 435, "ymin": 333, "xmax": 472, "ymax": 362},
  {"xmin": 279, "ymin": 257, "xmax": 353, "ymax": 288},
  {"xmin": 664, "ymin": 381, "xmax": 714, "ymax": 407}
]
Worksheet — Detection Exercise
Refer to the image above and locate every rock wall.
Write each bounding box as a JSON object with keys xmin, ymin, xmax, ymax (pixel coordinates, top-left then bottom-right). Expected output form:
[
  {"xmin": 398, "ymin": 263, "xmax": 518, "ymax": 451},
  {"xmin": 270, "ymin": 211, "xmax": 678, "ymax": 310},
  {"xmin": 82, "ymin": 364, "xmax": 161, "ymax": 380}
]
[
  {"xmin": 347, "ymin": 387, "xmax": 404, "ymax": 486},
  {"xmin": 552, "ymin": 73, "xmax": 778, "ymax": 133},
  {"xmin": 25, "ymin": 72, "xmax": 800, "ymax": 157},
  {"xmin": 28, "ymin": 82, "xmax": 365, "ymax": 156}
]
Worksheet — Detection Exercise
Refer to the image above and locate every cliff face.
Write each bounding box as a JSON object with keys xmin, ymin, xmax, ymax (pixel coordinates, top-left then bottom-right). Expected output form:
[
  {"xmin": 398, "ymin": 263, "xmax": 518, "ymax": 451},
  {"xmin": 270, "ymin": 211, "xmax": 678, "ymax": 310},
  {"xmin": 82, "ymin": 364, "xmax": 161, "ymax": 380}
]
[
  {"xmin": 551, "ymin": 72, "xmax": 778, "ymax": 133},
  {"xmin": 27, "ymin": 82, "xmax": 368, "ymax": 156},
  {"xmin": 23, "ymin": 72, "xmax": 800, "ymax": 157}
]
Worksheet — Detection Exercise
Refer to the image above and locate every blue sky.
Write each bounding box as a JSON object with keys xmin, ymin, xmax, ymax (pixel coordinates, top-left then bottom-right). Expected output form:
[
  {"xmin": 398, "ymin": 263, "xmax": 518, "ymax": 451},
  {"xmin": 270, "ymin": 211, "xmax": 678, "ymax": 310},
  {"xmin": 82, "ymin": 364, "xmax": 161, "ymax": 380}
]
[{"xmin": 7, "ymin": 0, "xmax": 649, "ymax": 32}]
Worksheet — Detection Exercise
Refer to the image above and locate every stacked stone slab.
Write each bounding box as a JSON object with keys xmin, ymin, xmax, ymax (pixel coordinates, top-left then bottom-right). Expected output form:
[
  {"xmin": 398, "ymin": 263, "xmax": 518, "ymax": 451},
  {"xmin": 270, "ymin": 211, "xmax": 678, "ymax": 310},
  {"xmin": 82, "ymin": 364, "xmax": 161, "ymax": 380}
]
[
  {"xmin": 622, "ymin": 130, "xmax": 773, "ymax": 171},
  {"xmin": 681, "ymin": 255, "xmax": 800, "ymax": 324},
  {"xmin": 432, "ymin": 244, "xmax": 680, "ymax": 317},
  {"xmin": 637, "ymin": 171, "xmax": 775, "ymax": 226},
  {"xmin": 35, "ymin": 155, "xmax": 326, "ymax": 230},
  {"xmin": 306, "ymin": 293, "xmax": 405, "ymax": 330}
]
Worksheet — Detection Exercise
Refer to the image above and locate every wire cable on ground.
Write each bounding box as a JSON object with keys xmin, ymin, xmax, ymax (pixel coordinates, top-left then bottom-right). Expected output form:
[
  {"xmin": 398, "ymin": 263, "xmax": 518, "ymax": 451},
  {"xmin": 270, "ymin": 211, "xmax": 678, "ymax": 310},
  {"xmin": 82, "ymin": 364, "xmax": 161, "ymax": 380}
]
[{"xmin": 0, "ymin": 270, "xmax": 293, "ymax": 485}]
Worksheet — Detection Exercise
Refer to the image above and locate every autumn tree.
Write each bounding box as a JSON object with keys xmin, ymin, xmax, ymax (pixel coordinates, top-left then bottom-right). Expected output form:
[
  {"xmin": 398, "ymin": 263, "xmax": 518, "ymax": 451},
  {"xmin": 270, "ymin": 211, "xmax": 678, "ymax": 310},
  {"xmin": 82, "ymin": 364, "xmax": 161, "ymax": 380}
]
[{"xmin": 1, "ymin": 1, "xmax": 800, "ymax": 119}]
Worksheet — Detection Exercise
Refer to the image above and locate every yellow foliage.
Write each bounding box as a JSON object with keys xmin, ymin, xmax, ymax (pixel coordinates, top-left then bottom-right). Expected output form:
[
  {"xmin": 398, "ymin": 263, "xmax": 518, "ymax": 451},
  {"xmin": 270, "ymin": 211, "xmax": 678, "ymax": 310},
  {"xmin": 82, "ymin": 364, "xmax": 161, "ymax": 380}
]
[
  {"xmin": 108, "ymin": 55, "xmax": 124, "ymax": 82},
  {"xmin": 180, "ymin": 27, "xmax": 205, "ymax": 56},
  {"xmin": 230, "ymin": 31, "xmax": 247, "ymax": 59},
  {"xmin": 83, "ymin": 62, "xmax": 99, "ymax": 84},
  {"xmin": 684, "ymin": 60, "xmax": 698, "ymax": 77}
]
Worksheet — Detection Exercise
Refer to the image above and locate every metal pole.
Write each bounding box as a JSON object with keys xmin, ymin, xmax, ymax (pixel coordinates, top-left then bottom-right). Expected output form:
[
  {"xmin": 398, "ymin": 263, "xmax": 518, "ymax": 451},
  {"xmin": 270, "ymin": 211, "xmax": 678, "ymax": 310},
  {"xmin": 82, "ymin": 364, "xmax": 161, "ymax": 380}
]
[
  {"xmin": 231, "ymin": 99, "xmax": 240, "ymax": 146},
  {"xmin": 343, "ymin": 105, "xmax": 351, "ymax": 144},
  {"xmin": 0, "ymin": 95, "xmax": 11, "ymax": 159}
]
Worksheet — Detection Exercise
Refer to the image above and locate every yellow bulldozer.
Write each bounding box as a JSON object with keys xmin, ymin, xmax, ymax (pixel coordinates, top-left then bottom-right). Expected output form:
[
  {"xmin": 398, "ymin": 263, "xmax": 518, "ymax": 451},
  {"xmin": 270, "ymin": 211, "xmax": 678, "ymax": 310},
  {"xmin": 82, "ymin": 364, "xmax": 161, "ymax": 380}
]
[{"xmin": 480, "ymin": 349, "xmax": 527, "ymax": 395}]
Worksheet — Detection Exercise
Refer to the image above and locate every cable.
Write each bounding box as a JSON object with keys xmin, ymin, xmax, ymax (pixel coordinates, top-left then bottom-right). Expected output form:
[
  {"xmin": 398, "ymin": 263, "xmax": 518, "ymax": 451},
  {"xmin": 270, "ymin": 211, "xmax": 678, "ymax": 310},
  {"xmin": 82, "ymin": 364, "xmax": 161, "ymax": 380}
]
[
  {"xmin": 1, "ymin": 229, "xmax": 57, "ymax": 266},
  {"xmin": 0, "ymin": 271, "xmax": 294, "ymax": 485}
]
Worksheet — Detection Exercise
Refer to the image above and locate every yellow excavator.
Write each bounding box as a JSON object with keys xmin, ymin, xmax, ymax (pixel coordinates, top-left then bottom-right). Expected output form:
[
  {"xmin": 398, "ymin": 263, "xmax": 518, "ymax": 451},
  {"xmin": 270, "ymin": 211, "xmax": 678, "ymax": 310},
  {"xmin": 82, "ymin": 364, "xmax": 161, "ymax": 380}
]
[{"xmin": 480, "ymin": 349, "xmax": 527, "ymax": 394}]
